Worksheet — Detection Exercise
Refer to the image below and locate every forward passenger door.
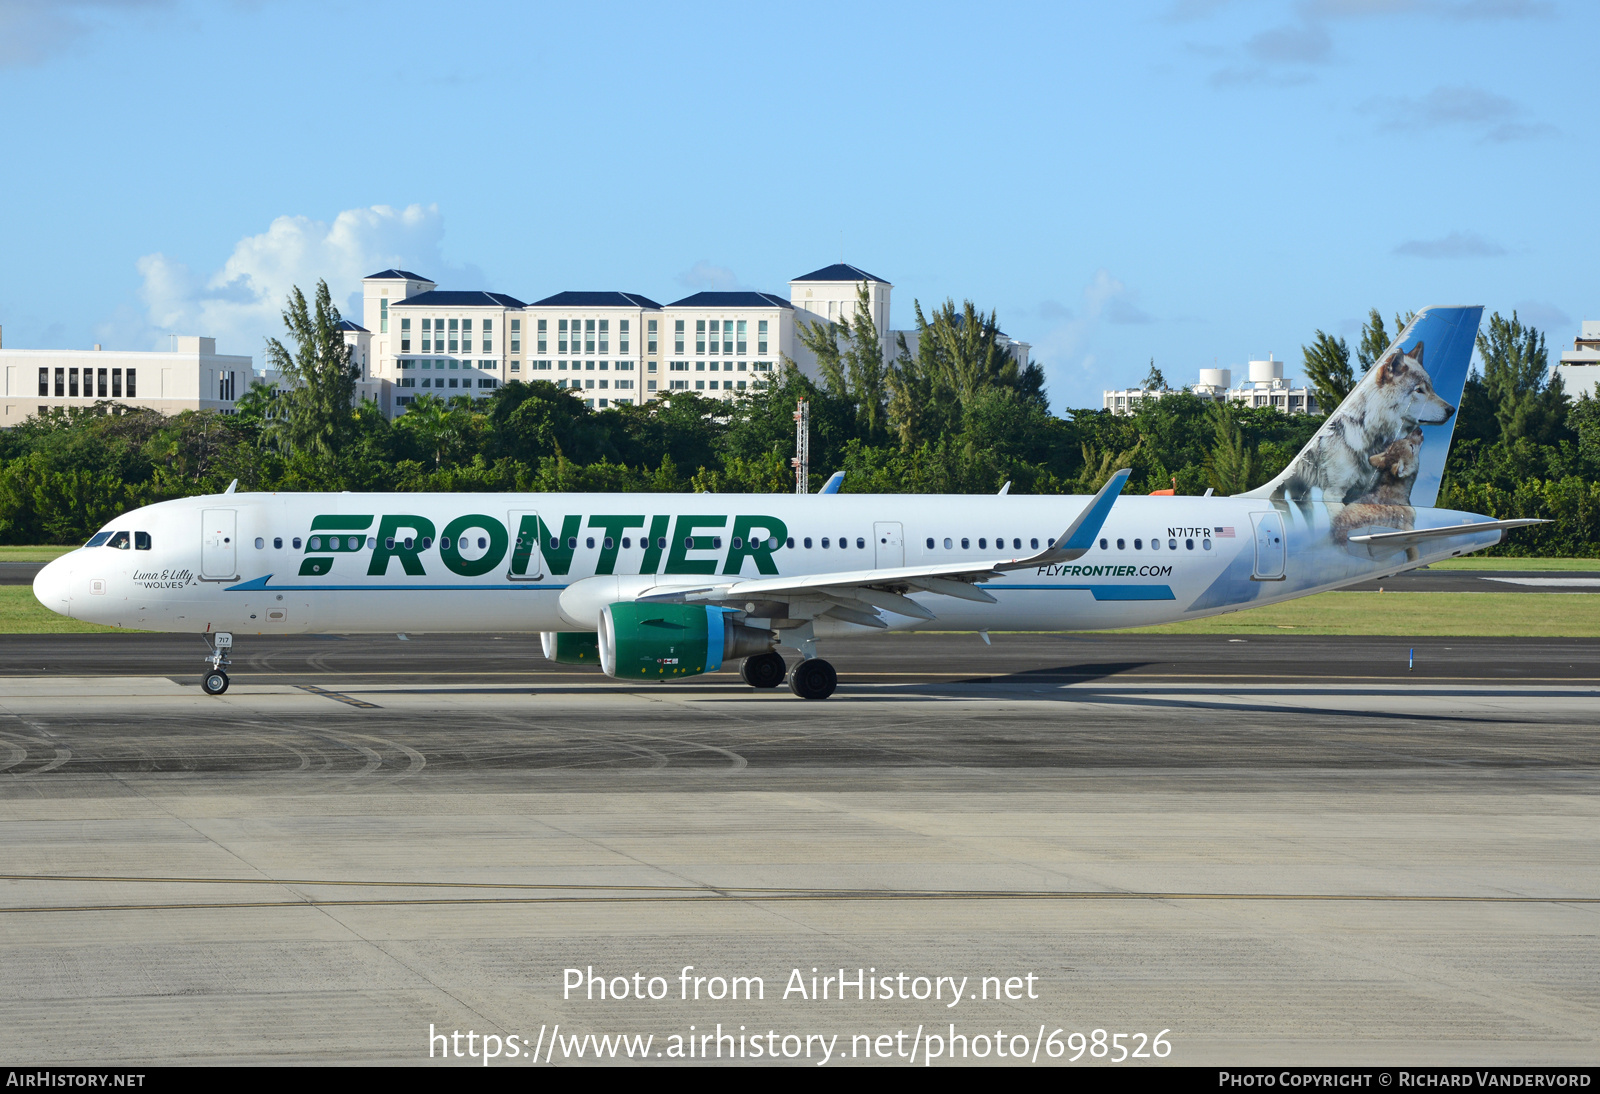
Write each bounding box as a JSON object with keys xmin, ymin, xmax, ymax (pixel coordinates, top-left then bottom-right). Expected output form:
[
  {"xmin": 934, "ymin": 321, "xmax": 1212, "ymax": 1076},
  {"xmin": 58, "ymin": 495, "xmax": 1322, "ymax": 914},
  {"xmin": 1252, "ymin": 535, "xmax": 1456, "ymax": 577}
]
[{"xmin": 200, "ymin": 509, "xmax": 237, "ymax": 580}]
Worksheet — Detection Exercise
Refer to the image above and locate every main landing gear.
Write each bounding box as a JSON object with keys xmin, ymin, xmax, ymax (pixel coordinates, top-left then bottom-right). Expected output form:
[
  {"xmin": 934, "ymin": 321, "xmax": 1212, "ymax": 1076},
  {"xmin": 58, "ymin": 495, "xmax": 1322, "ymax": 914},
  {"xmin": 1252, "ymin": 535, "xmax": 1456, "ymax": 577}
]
[
  {"xmin": 201, "ymin": 632, "xmax": 232, "ymax": 695},
  {"xmin": 740, "ymin": 651, "xmax": 787, "ymax": 689},
  {"xmin": 739, "ymin": 650, "xmax": 838, "ymax": 699},
  {"xmin": 787, "ymin": 657, "xmax": 838, "ymax": 701}
]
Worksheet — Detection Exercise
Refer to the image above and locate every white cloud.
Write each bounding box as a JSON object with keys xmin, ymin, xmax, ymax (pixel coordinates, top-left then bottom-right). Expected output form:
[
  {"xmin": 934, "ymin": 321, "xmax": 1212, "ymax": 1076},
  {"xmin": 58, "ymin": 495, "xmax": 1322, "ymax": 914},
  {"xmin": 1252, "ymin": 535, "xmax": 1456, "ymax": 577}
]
[
  {"xmin": 1392, "ymin": 230, "xmax": 1507, "ymax": 258},
  {"xmin": 676, "ymin": 260, "xmax": 748, "ymax": 292},
  {"xmin": 0, "ymin": 0, "xmax": 169, "ymax": 68},
  {"xmin": 1031, "ymin": 270, "xmax": 1159, "ymax": 410},
  {"xmin": 133, "ymin": 204, "xmax": 476, "ymax": 356}
]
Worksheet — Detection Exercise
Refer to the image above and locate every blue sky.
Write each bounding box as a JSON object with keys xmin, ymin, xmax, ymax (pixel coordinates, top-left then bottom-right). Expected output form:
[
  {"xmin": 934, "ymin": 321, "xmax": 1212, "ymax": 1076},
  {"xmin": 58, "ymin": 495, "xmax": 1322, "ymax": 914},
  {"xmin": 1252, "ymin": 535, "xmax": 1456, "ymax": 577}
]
[{"xmin": 0, "ymin": 0, "xmax": 1592, "ymax": 411}]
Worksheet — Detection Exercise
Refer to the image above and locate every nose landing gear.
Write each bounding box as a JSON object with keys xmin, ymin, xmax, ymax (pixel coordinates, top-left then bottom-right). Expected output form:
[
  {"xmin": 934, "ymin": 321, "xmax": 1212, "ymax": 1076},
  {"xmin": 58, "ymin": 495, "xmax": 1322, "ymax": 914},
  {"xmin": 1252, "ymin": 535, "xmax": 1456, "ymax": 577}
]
[{"xmin": 201, "ymin": 632, "xmax": 232, "ymax": 695}]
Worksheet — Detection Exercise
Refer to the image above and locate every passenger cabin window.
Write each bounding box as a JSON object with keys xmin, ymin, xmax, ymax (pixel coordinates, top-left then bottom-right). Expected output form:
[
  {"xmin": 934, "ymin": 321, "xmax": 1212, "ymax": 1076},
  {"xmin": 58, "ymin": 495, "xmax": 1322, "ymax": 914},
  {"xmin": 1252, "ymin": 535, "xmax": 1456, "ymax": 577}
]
[
  {"xmin": 86, "ymin": 532, "xmax": 112, "ymax": 547},
  {"xmin": 107, "ymin": 532, "xmax": 130, "ymax": 549},
  {"xmin": 856, "ymin": 537, "xmax": 865, "ymax": 549},
  {"xmin": 255, "ymin": 538, "xmax": 264, "ymax": 549},
  {"xmin": 925, "ymin": 538, "xmax": 934, "ymax": 549},
  {"xmin": 292, "ymin": 537, "xmax": 302, "ymax": 549},
  {"xmin": 1031, "ymin": 538, "xmax": 1039, "ymax": 549},
  {"xmin": 274, "ymin": 537, "xmax": 283, "ymax": 549}
]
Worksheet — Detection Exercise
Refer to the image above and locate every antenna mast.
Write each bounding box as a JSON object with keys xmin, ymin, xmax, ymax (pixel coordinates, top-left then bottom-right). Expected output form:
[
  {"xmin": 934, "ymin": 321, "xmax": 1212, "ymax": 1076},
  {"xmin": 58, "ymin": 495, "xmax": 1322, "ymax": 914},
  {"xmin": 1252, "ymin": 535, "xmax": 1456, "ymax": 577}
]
[{"xmin": 792, "ymin": 398, "xmax": 810, "ymax": 494}]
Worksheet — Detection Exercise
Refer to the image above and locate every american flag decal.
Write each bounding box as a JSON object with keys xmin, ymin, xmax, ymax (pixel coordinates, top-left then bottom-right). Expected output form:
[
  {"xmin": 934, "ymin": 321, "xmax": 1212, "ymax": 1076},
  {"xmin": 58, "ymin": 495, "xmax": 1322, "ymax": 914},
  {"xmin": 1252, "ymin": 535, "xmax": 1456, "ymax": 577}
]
[{"xmin": 1215, "ymin": 526, "xmax": 1235, "ymax": 537}]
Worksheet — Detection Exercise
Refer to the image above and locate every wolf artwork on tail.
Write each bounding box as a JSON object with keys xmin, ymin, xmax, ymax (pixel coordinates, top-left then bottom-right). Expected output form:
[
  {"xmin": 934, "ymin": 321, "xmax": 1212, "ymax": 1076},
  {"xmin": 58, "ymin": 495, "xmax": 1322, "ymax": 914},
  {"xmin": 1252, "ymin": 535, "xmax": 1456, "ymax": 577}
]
[{"xmin": 1242, "ymin": 306, "xmax": 1480, "ymax": 550}]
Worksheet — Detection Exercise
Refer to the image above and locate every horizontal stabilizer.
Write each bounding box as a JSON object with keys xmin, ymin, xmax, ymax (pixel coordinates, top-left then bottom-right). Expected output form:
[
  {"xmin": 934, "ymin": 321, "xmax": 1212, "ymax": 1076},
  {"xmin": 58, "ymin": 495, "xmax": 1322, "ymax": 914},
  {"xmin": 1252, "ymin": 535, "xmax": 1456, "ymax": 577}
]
[{"xmin": 1347, "ymin": 518, "xmax": 1546, "ymax": 549}]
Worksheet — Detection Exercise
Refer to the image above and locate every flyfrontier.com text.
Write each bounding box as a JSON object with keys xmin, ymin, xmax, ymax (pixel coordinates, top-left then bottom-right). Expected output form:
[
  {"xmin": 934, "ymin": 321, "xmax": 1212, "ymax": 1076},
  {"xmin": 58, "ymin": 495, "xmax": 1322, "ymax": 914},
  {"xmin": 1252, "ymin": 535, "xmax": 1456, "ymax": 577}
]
[{"xmin": 563, "ymin": 966, "xmax": 1040, "ymax": 1006}]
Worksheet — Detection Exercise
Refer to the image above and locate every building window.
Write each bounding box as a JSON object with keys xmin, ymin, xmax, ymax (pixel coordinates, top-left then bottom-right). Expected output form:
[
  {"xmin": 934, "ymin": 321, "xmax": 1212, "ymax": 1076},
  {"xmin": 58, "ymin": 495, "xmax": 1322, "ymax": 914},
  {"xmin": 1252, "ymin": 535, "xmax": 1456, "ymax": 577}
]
[
  {"xmin": 510, "ymin": 319, "xmax": 520, "ymax": 353},
  {"xmin": 400, "ymin": 316, "xmax": 411, "ymax": 353},
  {"xmin": 758, "ymin": 319, "xmax": 768, "ymax": 354},
  {"xmin": 722, "ymin": 320, "xmax": 734, "ymax": 355},
  {"xmin": 97, "ymin": 368, "xmax": 107, "ymax": 397},
  {"xmin": 696, "ymin": 361, "xmax": 705, "ymax": 371},
  {"xmin": 421, "ymin": 317, "xmax": 431, "ymax": 352},
  {"xmin": 510, "ymin": 361, "xmax": 520, "ymax": 373},
  {"xmin": 753, "ymin": 361, "xmax": 773, "ymax": 372},
  {"xmin": 54, "ymin": 368, "xmax": 64, "ymax": 397},
  {"xmin": 696, "ymin": 319, "xmax": 706, "ymax": 354},
  {"xmin": 616, "ymin": 359, "xmax": 632, "ymax": 371},
  {"xmin": 536, "ymin": 319, "xmax": 547, "ymax": 353},
  {"xmin": 38, "ymin": 368, "xmax": 47, "ymax": 397},
  {"xmin": 619, "ymin": 319, "xmax": 629, "ymax": 354},
  {"xmin": 670, "ymin": 360, "xmax": 689, "ymax": 371},
  {"xmin": 380, "ymin": 298, "xmax": 388, "ymax": 333},
  {"xmin": 646, "ymin": 319, "xmax": 656, "ymax": 354},
  {"xmin": 670, "ymin": 379, "xmax": 688, "ymax": 390},
  {"xmin": 648, "ymin": 379, "xmax": 658, "ymax": 391},
  {"xmin": 585, "ymin": 318, "xmax": 596, "ymax": 353},
  {"xmin": 482, "ymin": 318, "xmax": 492, "ymax": 353},
  {"xmin": 462, "ymin": 319, "xmax": 473, "ymax": 356},
  {"xmin": 675, "ymin": 319, "xmax": 685, "ymax": 354},
  {"xmin": 598, "ymin": 319, "xmax": 609, "ymax": 353},
  {"xmin": 111, "ymin": 369, "xmax": 122, "ymax": 398},
  {"xmin": 558, "ymin": 319, "xmax": 568, "ymax": 354},
  {"xmin": 616, "ymin": 378, "xmax": 633, "ymax": 390},
  {"xmin": 69, "ymin": 368, "xmax": 79, "ymax": 397},
  {"xmin": 448, "ymin": 318, "xmax": 459, "ymax": 353},
  {"xmin": 736, "ymin": 319, "xmax": 747, "ymax": 354}
]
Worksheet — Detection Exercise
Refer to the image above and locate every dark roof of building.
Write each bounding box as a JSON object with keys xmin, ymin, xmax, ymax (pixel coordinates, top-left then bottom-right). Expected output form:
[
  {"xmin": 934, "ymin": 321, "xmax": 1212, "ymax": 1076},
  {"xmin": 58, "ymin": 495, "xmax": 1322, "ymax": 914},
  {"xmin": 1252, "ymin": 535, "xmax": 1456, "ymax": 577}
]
[
  {"xmin": 364, "ymin": 269, "xmax": 432, "ymax": 282},
  {"xmin": 337, "ymin": 319, "xmax": 369, "ymax": 333},
  {"xmin": 529, "ymin": 291, "xmax": 663, "ymax": 309},
  {"xmin": 665, "ymin": 291, "xmax": 794, "ymax": 309},
  {"xmin": 389, "ymin": 289, "xmax": 527, "ymax": 309},
  {"xmin": 791, "ymin": 263, "xmax": 888, "ymax": 284}
]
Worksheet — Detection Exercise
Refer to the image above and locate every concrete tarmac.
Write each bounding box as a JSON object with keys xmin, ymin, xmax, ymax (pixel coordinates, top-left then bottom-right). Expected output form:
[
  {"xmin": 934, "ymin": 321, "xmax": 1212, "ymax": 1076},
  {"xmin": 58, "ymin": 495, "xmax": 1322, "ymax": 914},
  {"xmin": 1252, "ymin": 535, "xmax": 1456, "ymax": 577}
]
[{"xmin": 0, "ymin": 633, "xmax": 1596, "ymax": 1066}]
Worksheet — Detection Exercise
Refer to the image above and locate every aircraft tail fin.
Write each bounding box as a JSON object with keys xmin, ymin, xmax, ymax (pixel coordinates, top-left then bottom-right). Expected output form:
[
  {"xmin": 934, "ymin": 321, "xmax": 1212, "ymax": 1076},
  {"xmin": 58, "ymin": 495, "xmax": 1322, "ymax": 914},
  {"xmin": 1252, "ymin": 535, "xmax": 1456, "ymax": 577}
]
[{"xmin": 1241, "ymin": 305, "xmax": 1482, "ymax": 510}]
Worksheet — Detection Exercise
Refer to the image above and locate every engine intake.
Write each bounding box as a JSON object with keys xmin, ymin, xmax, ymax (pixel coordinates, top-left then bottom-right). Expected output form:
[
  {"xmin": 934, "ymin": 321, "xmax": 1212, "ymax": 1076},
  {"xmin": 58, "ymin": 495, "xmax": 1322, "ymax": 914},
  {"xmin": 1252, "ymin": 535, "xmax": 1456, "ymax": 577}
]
[{"xmin": 599, "ymin": 602, "xmax": 773, "ymax": 679}]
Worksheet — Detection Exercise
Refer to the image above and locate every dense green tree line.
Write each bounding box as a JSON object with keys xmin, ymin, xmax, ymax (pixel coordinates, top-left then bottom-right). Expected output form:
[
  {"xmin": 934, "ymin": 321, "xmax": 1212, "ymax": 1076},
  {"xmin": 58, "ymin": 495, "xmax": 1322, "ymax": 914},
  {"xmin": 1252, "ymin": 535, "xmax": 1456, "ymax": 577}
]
[{"xmin": 0, "ymin": 283, "xmax": 1592, "ymax": 555}]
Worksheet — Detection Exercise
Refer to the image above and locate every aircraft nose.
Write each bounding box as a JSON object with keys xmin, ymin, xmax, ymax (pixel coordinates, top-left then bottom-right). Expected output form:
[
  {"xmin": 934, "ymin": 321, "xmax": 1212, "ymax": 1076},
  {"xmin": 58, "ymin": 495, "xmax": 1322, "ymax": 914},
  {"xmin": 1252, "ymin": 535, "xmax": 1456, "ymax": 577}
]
[{"xmin": 33, "ymin": 557, "xmax": 72, "ymax": 618}]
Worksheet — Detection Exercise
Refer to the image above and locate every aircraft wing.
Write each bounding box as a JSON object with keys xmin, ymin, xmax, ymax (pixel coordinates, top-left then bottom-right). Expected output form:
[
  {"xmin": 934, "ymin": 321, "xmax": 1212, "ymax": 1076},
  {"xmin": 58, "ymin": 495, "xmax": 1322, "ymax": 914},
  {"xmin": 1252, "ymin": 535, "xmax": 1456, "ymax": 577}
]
[
  {"xmin": 1347, "ymin": 518, "xmax": 1546, "ymax": 550},
  {"xmin": 633, "ymin": 470, "xmax": 1131, "ymax": 627}
]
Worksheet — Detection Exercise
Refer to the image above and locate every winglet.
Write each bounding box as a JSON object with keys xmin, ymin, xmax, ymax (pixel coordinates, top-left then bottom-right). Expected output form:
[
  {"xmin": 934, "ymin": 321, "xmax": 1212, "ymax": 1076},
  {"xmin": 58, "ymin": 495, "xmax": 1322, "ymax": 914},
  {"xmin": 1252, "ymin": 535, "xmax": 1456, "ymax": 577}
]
[
  {"xmin": 820, "ymin": 471, "xmax": 845, "ymax": 494},
  {"xmin": 1002, "ymin": 468, "xmax": 1131, "ymax": 569}
]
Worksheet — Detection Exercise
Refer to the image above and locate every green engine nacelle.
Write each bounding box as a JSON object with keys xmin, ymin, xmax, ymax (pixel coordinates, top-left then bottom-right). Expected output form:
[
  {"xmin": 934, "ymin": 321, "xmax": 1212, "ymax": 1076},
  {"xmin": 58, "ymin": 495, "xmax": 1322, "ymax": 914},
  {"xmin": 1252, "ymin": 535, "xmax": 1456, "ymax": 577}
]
[
  {"xmin": 541, "ymin": 631, "xmax": 600, "ymax": 664},
  {"xmin": 598, "ymin": 602, "xmax": 772, "ymax": 680}
]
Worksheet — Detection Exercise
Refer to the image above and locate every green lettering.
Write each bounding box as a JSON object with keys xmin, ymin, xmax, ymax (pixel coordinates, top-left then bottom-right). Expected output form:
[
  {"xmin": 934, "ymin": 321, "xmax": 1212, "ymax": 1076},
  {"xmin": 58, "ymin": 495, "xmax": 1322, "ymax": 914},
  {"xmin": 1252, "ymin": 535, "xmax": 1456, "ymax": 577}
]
[
  {"xmin": 440, "ymin": 514, "xmax": 509, "ymax": 577},
  {"xmin": 638, "ymin": 515, "xmax": 670, "ymax": 575},
  {"xmin": 587, "ymin": 515, "xmax": 646, "ymax": 575},
  {"xmin": 369, "ymin": 515, "xmax": 437, "ymax": 576},
  {"xmin": 723, "ymin": 515, "xmax": 789, "ymax": 575},
  {"xmin": 299, "ymin": 557, "xmax": 332, "ymax": 576},
  {"xmin": 665, "ymin": 515, "xmax": 727, "ymax": 575},
  {"xmin": 537, "ymin": 515, "xmax": 583, "ymax": 576}
]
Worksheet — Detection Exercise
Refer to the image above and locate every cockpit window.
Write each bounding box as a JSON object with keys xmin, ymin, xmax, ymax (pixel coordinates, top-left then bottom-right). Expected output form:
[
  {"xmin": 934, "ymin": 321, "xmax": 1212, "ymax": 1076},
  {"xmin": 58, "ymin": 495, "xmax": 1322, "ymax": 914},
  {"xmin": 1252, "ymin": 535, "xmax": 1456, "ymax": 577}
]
[
  {"xmin": 134, "ymin": 532, "xmax": 152, "ymax": 551},
  {"xmin": 85, "ymin": 532, "xmax": 112, "ymax": 548},
  {"xmin": 107, "ymin": 532, "xmax": 131, "ymax": 550}
]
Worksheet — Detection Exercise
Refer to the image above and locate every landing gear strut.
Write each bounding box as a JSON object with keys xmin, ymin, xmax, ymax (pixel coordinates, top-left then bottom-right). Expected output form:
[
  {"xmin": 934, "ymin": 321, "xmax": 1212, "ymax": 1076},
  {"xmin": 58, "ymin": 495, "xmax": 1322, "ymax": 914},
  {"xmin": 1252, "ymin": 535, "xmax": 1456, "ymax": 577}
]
[
  {"xmin": 740, "ymin": 651, "xmax": 787, "ymax": 689},
  {"xmin": 787, "ymin": 657, "xmax": 837, "ymax": 700},
  {"xmin": 202, "ymin": 632, "xmax": 232, "ymax": 695}
]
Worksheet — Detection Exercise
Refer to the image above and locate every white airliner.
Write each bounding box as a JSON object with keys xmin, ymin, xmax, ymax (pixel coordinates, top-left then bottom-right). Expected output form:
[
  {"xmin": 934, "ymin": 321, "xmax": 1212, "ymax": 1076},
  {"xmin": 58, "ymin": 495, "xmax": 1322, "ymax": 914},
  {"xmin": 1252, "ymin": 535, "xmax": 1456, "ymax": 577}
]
[{"xmin": 32, "ymin": 306, "xmax": 1539, "ymax": 699}]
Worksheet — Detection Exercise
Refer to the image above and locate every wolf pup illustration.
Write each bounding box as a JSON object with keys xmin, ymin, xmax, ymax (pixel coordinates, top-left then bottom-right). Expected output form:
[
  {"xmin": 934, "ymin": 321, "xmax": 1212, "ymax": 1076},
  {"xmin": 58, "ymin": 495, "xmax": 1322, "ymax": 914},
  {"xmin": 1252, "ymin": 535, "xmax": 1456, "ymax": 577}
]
[
  {"xmin": 1331, "ymin": 427, "xmax": 1423, "ymax": 544},
  {"xmin": 1271, "ymin": 342, "xmax": 1456, "ymax": 516}
]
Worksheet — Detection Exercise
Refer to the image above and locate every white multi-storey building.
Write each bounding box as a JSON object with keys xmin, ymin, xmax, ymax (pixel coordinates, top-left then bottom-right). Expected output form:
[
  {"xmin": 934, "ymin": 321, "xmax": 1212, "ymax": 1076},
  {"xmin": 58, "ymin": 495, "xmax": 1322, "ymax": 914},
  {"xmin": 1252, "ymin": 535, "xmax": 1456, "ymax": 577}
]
[
  {"xmin": 1104, "ymin": 356, "xmax": 1320, "ymax": 416},
  {"xmin": 658, "ymin": 291, "xmax": 792, "ymax": 398},
  {"xmin": 0, "ymin": 333, "xmax": 249, "ymax": 422},
  {"xmin": 344, "ymin": 261, "xmax": 1035, "ymax": 416},
  {"xmin": 1553, "ymin": 320, "xmax": 1600, "ymax": 399},
  {"xmin": 521, "ymin": 291, "xmax": 661, "ymax": 408}
]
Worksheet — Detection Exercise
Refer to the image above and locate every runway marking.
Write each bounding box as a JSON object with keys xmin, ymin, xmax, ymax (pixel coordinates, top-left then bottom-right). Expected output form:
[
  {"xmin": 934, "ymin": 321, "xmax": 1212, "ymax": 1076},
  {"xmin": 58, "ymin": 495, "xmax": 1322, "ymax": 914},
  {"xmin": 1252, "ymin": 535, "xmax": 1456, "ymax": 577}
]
[
  {"xmin": 0, "ymin": 874, "xmax": 1594, "ymax": 913},
  {"xmin": 2, "ymin": 891, "xmax": 1596, "ymax": 914},
  {"xmin": 293, "ymin": 684, "xmax": 380, "ymax": 709}
]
